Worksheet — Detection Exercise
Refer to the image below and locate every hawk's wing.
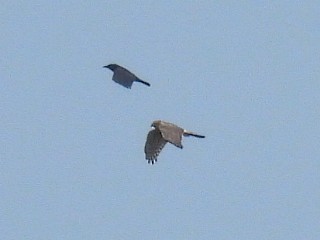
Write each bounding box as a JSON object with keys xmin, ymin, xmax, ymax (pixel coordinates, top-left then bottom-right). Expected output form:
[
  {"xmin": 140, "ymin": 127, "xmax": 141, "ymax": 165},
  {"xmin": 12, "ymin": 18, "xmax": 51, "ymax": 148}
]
[
  {"xmin": 144, "ymin": 129, "xmax": 167, "ymax": 164},
  {"xmin": 158, "ymin": 123, "xmax": 183, "ymax": 149},
  {"xmin": 112, "ymin": 68, "xmax": 135, "ymax": 88}
]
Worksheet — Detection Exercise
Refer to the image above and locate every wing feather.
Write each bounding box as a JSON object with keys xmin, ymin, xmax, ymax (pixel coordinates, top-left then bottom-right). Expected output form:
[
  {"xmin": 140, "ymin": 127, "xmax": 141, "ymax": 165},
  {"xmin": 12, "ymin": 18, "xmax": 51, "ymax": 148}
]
[
  {"xmin": 158, "ymin": 123, "xmax": 183, "ymax": 148},
  {"xmin": 112, "ymin": 68, "xmax": 135, "ymax": 88},
  {"xmin": 144, "ymin": 129, "xmax": 167, "ymax": 164}
]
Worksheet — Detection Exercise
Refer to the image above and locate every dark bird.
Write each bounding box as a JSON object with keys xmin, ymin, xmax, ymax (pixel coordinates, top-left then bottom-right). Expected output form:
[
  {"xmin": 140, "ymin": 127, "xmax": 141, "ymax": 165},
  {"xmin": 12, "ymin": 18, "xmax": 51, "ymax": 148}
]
[
  {"xmin": 103, "ymin": 64, "xmax": 150, "ymax": 89},
  {"xmin": 144, "ymin": 120, "xmax": 205, "ymax": 164}
]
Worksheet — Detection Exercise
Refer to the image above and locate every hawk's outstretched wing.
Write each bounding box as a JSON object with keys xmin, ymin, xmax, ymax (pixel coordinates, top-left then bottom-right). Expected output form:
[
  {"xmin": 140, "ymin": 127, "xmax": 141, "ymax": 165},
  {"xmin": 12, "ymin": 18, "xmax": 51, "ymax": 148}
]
[{"xmin": 144, "ymin": 129, "xmax": 167, "ymax": 164}]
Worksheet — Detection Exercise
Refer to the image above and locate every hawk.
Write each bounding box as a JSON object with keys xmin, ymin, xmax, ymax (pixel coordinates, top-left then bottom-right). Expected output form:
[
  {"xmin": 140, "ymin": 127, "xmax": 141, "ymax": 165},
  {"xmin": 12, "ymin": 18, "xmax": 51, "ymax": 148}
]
[
  {"xmin": 103, "ymin": 64, "xmax": 151, "ymax": 89},
  {"xmin": 144, "ymin": 120, "xmax": 205, "ymax": 164}
]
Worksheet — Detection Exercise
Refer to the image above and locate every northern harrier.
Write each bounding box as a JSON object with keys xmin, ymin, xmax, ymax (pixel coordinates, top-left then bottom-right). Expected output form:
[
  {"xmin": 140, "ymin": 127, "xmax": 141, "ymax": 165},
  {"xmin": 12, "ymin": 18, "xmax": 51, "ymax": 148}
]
[
  {"xmin": 103, "ymin": 64, "xmax": 150, "ymax": 89},
  {"xmin": 144, "ymin": 120, "xmax": 205, "ymax": 164}
]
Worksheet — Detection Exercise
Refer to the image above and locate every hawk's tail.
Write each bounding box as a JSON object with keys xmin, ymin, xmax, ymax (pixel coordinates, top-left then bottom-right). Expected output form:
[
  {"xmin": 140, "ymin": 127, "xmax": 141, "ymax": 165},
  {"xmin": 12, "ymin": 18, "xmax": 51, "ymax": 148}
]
[
  {"xmin": 183, "ymin": 131, "xmax": 205, "ymax": 138},
  {"xmin": 135, "ymin": 78, "xmax": 151, "ymax": 87}
]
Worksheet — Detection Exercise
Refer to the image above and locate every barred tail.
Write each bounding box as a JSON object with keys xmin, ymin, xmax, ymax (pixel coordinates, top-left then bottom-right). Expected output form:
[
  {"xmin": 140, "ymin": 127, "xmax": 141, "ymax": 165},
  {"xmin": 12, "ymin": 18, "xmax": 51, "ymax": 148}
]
[
  {"xmin": 135, "ymin": 78, "xmax": 151, "ymax": 87},
  {"xmin": 183, "ymin": 131, "xmax": 205, "ymax": 138}
]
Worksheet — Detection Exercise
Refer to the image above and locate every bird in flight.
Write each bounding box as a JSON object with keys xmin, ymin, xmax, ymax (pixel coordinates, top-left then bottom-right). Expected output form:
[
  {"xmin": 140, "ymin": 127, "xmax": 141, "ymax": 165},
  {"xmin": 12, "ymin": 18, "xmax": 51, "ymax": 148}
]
[
  {"xmin": 103, "ymin": 64, "xmax": 151, "ymax": 89},
  {"xmin": 144, "ymin": 120, "xmax": 205, "ymax": 164}
]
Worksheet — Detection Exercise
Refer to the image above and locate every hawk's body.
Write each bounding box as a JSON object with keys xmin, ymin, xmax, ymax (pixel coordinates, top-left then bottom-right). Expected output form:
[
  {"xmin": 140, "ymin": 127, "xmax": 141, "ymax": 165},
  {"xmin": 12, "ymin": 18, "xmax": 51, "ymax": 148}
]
[
  {"xmin": 144, "ymin": 120, "xmax": 205, "ymax": 164},
  {"xmin": 103, "ymin": 64, "xmax": 150, "ymax": 89}
]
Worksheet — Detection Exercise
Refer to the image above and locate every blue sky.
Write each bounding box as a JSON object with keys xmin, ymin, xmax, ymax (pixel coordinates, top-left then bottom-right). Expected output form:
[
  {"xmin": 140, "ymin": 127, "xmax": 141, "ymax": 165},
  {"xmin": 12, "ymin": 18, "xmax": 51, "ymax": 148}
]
[{"xmin": 1, "ymin": 1, "xmax": 319, "ymax": 239}]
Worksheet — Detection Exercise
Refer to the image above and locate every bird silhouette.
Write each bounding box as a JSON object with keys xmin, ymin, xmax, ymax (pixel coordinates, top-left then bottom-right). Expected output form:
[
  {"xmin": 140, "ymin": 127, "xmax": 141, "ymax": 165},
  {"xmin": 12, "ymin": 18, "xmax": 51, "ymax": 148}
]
[
  {"xmin": 144, "ymin": 120, "xmax": 205, "ymax": 164},
  {"xmin": 103, "ymin": 64, "xmax": 150, "ymax": 89}
]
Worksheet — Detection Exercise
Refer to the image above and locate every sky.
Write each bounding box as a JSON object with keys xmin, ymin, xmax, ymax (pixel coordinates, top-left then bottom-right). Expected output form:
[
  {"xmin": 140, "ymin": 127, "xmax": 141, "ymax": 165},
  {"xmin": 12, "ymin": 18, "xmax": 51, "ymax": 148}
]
[{"xmin": 1, "ymin": 1, "xmax": 319, "ymax": 239}]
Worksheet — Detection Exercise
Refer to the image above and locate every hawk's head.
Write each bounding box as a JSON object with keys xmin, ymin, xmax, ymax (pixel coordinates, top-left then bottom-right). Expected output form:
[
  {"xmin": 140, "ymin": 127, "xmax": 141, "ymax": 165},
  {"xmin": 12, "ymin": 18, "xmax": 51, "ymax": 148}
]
[{"xmin": 151, "ymin": 120, "xmax": 162, "ymax": 129}]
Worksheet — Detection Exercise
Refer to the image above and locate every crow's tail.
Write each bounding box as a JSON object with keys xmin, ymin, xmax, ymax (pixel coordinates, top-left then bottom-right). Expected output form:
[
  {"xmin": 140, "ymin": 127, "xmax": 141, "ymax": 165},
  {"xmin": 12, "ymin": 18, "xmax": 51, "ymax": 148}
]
[{"xmin": 135, "ymin": 78, "xmax": 151, "ymax": 87}]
